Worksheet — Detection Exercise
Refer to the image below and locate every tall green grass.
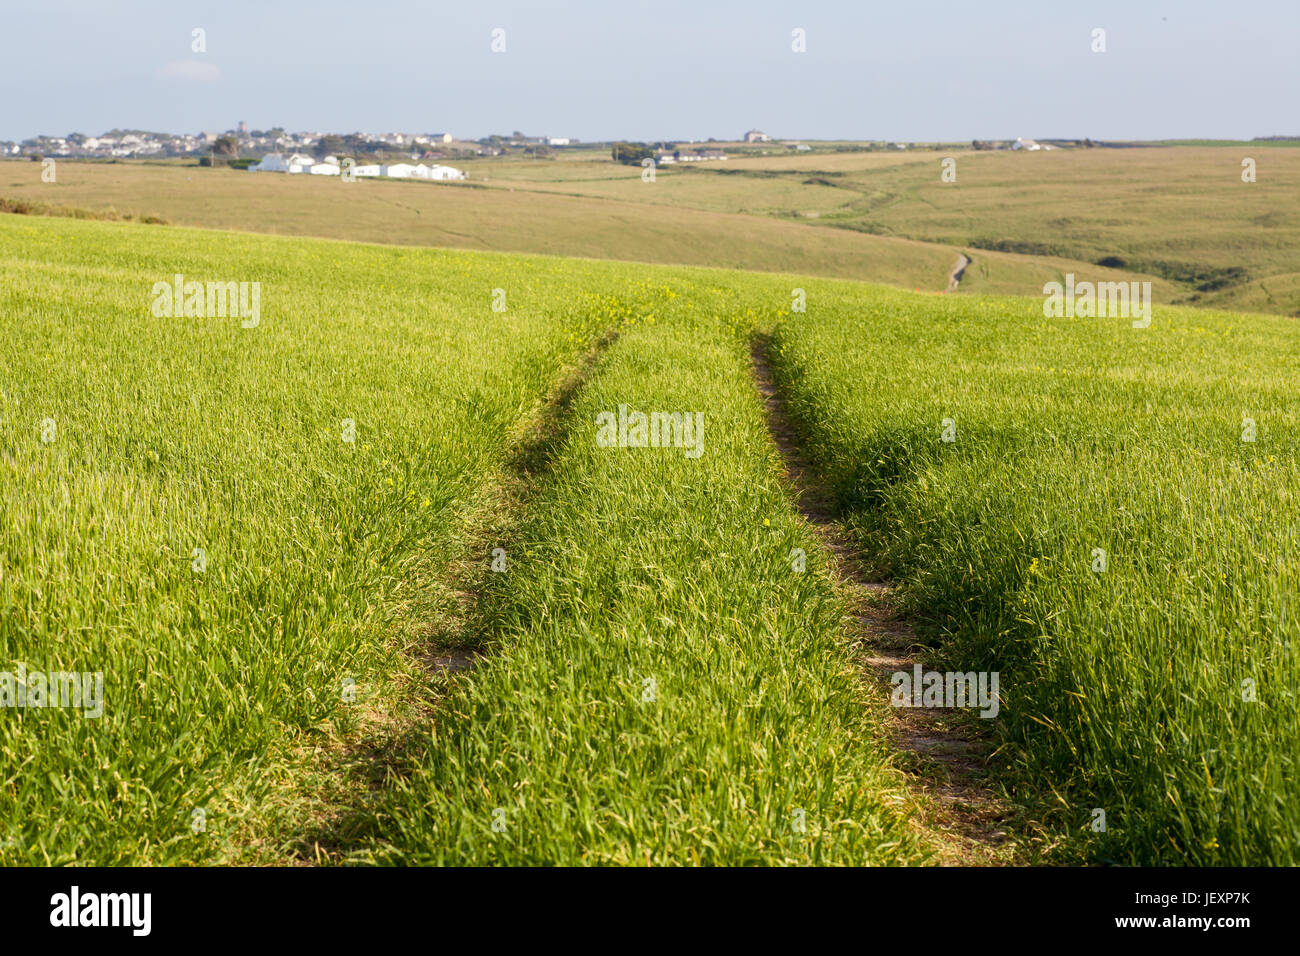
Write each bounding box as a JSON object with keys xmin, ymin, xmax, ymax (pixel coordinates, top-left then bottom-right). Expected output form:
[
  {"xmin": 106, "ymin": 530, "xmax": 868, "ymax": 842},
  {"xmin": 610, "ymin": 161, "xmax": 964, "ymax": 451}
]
[
  {"xmin": 358, "ymin": 290, "xmax": 922, "ymax": 864},
  {"xmin": 0, "ymin": 216, "xmax": 620, "ymax": 863},
  {"xmin": 8, "ymin": 211, "xmax": 1295, "ymax": 866},
  {"xmin": 768, "ymin": 289, "xmax": 1300, "ymax": 863}
]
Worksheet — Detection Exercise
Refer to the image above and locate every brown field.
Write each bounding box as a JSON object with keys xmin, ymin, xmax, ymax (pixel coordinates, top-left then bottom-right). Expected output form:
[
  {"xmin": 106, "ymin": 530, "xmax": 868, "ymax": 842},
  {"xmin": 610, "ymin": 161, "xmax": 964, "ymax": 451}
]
[{"xmin": 11, "ymin": 146, "xmax": 1292, "ymax": 310}]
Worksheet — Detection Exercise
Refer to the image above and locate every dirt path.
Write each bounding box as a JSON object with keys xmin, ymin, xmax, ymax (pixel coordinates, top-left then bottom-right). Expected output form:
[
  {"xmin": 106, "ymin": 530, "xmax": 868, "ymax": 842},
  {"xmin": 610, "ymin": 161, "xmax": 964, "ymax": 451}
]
[
  {"xmin": 750, "ymin": 336, "xmax": 1016, "ymax": 865},
  {"xmin": 946, "ymin": 253, "xmax": 972, "ymax": 292}
]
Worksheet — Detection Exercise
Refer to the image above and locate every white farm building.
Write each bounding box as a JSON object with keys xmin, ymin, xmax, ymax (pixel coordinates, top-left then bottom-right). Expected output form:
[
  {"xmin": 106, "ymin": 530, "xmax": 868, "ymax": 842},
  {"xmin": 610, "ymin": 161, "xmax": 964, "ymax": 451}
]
[
  {"xmin": 1011, "ymin": 137, "xmax": 1056, "ymax": 151},
  {"xmin": 250, "ymin": 154, "xmax": 464, "ymax": 181},
  {"xmin": 426, "ymin": 164, "xmax": 466, "ymax": 180}
]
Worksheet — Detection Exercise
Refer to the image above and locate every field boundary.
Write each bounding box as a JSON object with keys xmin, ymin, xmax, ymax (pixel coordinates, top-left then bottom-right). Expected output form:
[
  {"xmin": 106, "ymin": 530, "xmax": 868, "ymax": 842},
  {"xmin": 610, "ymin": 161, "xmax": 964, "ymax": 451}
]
[{"xmin": 0, "ymin": 194, "xmax": 168, "ymax": 224}]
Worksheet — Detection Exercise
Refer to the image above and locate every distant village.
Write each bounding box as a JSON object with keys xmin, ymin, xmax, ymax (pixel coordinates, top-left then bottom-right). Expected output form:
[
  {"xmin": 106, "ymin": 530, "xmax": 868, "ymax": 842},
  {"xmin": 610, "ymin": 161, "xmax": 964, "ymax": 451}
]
[
  {"xmin": 0, "ymin": 123, "xmax": 577, "ymax": 161},
  {"xmin": 1, "ymin": 122, "xmax": 1186, "ymax": 167}
]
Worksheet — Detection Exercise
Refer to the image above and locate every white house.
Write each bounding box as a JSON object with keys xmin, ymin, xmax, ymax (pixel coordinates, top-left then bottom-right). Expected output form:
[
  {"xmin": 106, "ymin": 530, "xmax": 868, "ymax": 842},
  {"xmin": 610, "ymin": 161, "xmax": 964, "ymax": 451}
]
[
  {"xmin": 547, "ymin": 137, "xmax": 571, "ymax": 146},
  {"xmin": 251, "ymin": 152, "xmax": 291, "ymax": 172},
  {"xmin": 251, "ymin": 151, "xmax": 317, "ymax": 173},
  {"xmin": 744, "ymin": 129, "xmax": 771, "ymax": 143},
  {"xmin": 1012, "ymin": 137, "xmax": 1041, "ymax": 151},
  {"xmin": 247, "ymin": 152, "xmax": 318, "ymax": 173},
  {"xmin": 257, "ymin": 159, "xmax": 466, "ymax": 181},
  {"xmin": 655, "ymin": 149, "xmax": 726, "ymax": 164}
]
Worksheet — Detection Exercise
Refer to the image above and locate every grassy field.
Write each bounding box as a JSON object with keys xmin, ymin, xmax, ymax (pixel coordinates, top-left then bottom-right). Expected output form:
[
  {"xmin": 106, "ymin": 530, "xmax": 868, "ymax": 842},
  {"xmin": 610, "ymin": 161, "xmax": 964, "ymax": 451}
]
[
  {"xmin": 7, "ymin": 145, "xmax": 1294, "ymax": 314},
  {"xmin": 3, "ymin": 211, "xmax": 1298, "ymax": 865},
  {"xmin": 0, "ymin": 214, "xmax": 936, "ymax": 865},
  {"xmin": 0, "ymin": 214, "xmax": 622, "ymax": 863},
  {"xmin": 461, "ymin": 146, "xmax": 1300, "ymax": 316},
  {"xmin": 0, "ymin": 157, "xmax": 1178, "ymax": 304},
  {"xmin": 767, "ymin": 290, "xmax": 1300, "ymax": 864},
  {"xmin": 759, "ymin": 146, "xmax": 1300, "ymax": 315},
  {"xmin": 347, "ymin": 292, "xmax": 924, "ymax": 864}
]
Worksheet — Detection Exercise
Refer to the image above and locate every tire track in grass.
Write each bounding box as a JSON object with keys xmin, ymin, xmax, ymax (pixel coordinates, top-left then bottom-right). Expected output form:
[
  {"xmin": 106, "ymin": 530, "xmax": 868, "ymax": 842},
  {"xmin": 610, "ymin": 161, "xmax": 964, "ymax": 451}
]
[
  {"xmin": 750, "ymin": 334, "xmax": 1016, "ymax": 865},
  {"xmin": 284, "ymin": 332, "xmax": 619, "ymax": 864},
  {"xmin": 416, "ymin": 328, "xmax": 623, "ymax": 679},
  {"xmin": 344, "ymin": 304, "xmax": 924, "ymax": 864}
]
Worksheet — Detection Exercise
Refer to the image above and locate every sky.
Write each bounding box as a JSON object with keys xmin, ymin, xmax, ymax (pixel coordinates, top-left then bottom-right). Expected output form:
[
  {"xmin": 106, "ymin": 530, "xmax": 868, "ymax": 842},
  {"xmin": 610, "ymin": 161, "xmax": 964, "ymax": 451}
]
[{"xmin": 2, "ymin": 0, "xmax": 1296, "ymax": 143}]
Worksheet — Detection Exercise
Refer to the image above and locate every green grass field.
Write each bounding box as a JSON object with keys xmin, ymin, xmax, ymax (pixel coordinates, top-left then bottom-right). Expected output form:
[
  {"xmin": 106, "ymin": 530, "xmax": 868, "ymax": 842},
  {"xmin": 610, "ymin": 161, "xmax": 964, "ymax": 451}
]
[
  {"xmin": 352, "ymin": 295, "xmax": 923, "ymax": 864},
  {"xmin": 2, "ymin": 210, "xmax": 1297, "ymax": 865},
  {"xmin": 0, "ymin": 214, "xmax": 621, "ymax": 862},
  {"xmin": 767, "ymin": 291, "xmax": 1300, "ymax": 864}
]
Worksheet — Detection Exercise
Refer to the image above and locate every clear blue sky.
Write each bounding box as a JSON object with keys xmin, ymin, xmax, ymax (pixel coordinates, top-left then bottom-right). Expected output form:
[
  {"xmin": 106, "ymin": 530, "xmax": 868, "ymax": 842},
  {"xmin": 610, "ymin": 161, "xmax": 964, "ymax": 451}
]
[{"xmin": 3, "ymin": 0, "xmax": 1296, "ymax": 142}]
